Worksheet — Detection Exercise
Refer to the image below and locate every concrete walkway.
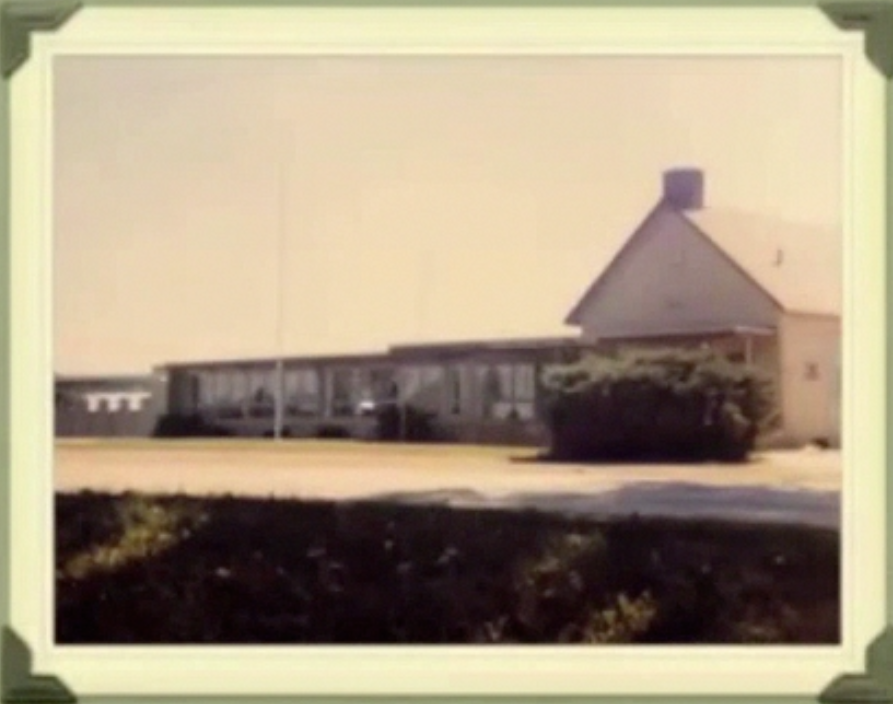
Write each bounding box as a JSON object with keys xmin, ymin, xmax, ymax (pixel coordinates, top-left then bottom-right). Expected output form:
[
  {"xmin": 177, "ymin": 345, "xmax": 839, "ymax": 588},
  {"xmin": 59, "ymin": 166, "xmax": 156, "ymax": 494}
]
[{"xmin": 54, "ymin": 440, "xmax": 842, "ymax": 528}]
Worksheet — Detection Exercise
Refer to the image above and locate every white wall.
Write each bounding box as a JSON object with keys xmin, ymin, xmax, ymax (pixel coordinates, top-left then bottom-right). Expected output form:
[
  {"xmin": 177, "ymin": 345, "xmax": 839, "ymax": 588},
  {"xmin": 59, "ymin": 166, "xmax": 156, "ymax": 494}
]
[{"xmin": 778, "ymin": 313, "xmax": 841, "ymax": 446}]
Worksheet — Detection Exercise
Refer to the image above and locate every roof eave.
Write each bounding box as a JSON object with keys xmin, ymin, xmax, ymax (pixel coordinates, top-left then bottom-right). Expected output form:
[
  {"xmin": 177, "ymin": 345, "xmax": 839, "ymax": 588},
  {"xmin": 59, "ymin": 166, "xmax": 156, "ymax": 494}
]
[
  {"xmin": 781, "ymin": 307, "xmax": 841, "ymax": 318},
  {"xmin": 564, "ymin": 309, "xmax": 583, "ymax": 326}
]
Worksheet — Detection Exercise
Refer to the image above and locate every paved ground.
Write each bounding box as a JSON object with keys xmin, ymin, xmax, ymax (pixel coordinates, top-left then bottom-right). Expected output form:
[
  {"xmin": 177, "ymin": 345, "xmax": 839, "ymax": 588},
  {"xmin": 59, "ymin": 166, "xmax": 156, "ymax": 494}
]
[{"xmin": 54, "ymin": 439, "xmax": 842, "ymax": 528}]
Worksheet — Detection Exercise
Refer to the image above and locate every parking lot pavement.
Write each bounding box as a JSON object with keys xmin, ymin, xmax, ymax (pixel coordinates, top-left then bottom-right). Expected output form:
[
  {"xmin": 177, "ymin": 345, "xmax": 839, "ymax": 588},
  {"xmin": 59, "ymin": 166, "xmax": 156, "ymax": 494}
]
[{"xmin": 54, "ymin": 441, "xmax": 842, "ymax": 528}]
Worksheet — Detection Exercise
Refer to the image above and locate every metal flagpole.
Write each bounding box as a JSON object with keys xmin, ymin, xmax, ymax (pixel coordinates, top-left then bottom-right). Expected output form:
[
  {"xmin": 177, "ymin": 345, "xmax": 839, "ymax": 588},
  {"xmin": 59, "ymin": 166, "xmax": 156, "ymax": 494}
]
[
  {"xmin": 273, "ymin": 127, "xmax": 290, "ymax": 442},
  {"xmin": 403, "ymin": 244, "xmax": 432, "ymax": 442}
]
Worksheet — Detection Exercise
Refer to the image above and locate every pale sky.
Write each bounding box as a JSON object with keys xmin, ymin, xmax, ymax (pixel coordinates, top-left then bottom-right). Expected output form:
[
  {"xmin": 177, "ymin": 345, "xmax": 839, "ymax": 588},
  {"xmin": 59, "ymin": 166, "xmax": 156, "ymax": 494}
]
[{"xmin": 54, "ymin": 55, "xmax": 842, "ymax": 375}]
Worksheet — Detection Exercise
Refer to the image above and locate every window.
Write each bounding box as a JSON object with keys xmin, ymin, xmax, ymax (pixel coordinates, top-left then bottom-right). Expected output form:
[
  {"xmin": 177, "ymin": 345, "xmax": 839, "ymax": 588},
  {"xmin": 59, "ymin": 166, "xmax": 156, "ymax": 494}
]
[
  {"xmin": 124, "ymin": 393, "xmax": 150, "ymax": 412},
  {"xmin": 422, "ymin": 366, "xmax": 446, "ymax": 413},
  {"xmin": 215, "ymin": 370, "xmax": 248, "ymax": 419},
  {"xmin": 356, "ymin": 368, "xmax": 375, "ymax": 403},
  {"xmin": 84, "ymin": 394, "xmax": 103, "ymax": 413},
  {"xmin": 285, "ymin": 368, "xmax": 321, "ymax": 417},
  {"xmin": 248, "ymin": 368, "xmax": 277, "ymax": 418},
  {"xmin": 420, "ymin": 366, "xmax": 443, "ymax": 392},
  {"xmin": 217, "ymin": 369, "xmax": 248, "ymax": 418},
  {"xmin": 395, "ymin": 365, "xmax": 444, "ymax": 413},
  {"xmin": 479, "ymin": 363, "xmax": 536, "ymax": 421},
  {"xmin": 213, "ymin": 371, "xmax": 230, "ymax": 408},
  {"xmin": 446, "ymin": 366, "xmax": 462, "ymax": 414},
  {"xmin": 370, "ymin": 368, "xmax": 397, "ymax": 402},
  {"xmin": 198, "ymin": 372, "xmax": 216, "ymax": 409},
  {"xmin": 513, "ymin": 364, "xmax": 536, "ymax": 420},
  {"xmin": 330, "ymin": 368, "xmax": 357, "ymax": 417},
  {"xmin": 398, "ymin": 366, "xmax": 422, "ymax": 401},
  {"xmin": 180, "ymin": 373, "xmax": 200, "ymax": 413}
]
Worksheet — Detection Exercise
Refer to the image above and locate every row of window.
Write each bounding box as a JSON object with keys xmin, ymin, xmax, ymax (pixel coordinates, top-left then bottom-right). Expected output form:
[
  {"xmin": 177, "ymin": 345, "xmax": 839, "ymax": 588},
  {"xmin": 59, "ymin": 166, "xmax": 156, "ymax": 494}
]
[
  {"xmin": 180, "ymin": 362, "xmax": 539, "ymax": 421},
  {"xmin": 56, "ymin": 391, "xmax": 152, "ymax": 414}
]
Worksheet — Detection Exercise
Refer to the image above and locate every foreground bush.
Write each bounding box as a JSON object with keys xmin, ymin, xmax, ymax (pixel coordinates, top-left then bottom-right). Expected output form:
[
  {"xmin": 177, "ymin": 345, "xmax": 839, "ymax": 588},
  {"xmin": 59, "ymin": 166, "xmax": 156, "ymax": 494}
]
[
  {"xmin": 542, "ymin": 347, "xmax": 776, "ymax": 463},
  {"xmin": 55, "ymin": 492, "xmax": 838, "ymax": 644}
]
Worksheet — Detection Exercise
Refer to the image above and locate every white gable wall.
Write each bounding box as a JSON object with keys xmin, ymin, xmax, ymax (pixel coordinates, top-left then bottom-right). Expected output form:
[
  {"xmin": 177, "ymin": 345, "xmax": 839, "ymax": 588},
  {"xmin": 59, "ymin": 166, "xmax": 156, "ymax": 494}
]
[{"xmin": 574, "ymin": 206, "xmax": 781, "ymax": 340}]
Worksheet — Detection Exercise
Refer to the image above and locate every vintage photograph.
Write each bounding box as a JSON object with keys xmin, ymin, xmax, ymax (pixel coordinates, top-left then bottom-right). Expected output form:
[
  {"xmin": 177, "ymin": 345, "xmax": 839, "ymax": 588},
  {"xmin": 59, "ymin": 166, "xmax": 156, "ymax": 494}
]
[{"xmin": 53, "ymin": 54, "xmax": 842, "ymax": 645}]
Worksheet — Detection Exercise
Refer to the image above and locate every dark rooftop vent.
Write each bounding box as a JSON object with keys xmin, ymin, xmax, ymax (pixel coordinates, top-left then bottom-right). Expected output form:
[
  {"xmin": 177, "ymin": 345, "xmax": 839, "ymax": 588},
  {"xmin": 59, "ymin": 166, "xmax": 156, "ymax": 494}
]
[{"xmin": 662, "ymin": 168, "xmax": 704, "ymax": 211}]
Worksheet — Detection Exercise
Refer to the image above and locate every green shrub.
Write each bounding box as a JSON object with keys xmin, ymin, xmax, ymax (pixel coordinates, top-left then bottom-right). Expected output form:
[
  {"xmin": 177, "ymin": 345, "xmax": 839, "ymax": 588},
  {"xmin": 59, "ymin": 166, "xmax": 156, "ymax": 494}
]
[
  {"xmin": 152, "ymin": 413, "xmax": 233, "ymax": 438},
  {"xmin": 61, "ymin": 495, "xmax": 207, "ymax": 581},
  {"xmin": 374, "ymin": 403, "xmax": 438, "ymax": 442},
  {"xmin": 542, "ymin": 347, "xmax": 776, "ymax": 463},
  {"xmin": 315, "ymin": 424, "xmax": 352, "ymax": 439},
  {"xmin": 54, "ymin": 493, "xmax": 840, "ymax": 644}
]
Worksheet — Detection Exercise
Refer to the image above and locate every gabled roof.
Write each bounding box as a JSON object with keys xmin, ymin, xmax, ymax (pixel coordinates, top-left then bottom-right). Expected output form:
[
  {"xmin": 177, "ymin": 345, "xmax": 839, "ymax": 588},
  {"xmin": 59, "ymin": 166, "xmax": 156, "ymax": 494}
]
[
  {"xmin": 684, "ymin": 208, "xmax": 841, "ymax": 316},
  {"xmin": 565, "ymin": 202, "xmax": 841, "ymax": 325},
  {"xmin": 564, "ymin": 203, "xmax": 666, "ymax": 325}
]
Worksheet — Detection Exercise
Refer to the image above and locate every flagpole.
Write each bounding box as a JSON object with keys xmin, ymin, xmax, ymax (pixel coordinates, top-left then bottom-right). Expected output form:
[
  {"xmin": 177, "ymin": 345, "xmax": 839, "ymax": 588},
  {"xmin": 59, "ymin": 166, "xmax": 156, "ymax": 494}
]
[{"xmin": 273, "ymin": 128, "xmax": 290, "ymax": 442}]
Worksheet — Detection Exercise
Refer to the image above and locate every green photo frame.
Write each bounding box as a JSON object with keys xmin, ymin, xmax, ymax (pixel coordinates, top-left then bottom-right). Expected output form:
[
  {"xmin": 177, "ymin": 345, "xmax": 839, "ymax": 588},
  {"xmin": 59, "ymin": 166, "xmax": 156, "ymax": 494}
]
[{"xmin": 1, "ymin": 1, "xmax": 890, "ymax": 701}]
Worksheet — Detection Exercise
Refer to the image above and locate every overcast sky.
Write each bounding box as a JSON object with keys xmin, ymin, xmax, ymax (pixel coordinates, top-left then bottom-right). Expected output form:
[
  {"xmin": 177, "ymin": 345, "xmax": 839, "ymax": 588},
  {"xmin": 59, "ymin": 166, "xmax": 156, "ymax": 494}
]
[{"xmin": 53, "ymin": 55, "xmax": 842, "ymax": 375}]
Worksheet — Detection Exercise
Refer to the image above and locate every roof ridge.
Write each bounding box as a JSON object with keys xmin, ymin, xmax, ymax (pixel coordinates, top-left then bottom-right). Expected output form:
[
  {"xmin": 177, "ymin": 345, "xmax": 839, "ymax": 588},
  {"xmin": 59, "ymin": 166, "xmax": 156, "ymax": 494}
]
[{"xmin": 690, "ymin": 205, "xmax": 841, "ymax": 233}]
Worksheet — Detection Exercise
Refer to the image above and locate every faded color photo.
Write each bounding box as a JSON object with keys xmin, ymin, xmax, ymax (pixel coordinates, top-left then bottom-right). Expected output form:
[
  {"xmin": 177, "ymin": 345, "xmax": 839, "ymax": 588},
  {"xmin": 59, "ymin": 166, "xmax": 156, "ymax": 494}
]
[{"xmin": 54, "ymin": 55, "xmax": 842, "ymax": 645}]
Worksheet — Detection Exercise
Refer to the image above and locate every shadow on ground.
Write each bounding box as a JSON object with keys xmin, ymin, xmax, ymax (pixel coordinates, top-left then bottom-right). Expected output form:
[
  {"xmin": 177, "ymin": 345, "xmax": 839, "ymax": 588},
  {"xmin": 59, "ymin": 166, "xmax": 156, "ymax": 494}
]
[{"xmin": 368, "ymin": 482, "xmax": 840, "ymax": 529}]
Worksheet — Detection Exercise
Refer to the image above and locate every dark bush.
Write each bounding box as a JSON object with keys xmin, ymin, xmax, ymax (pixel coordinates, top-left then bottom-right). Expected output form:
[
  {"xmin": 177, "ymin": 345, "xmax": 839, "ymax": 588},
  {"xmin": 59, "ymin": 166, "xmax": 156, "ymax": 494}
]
[
  {"xmin": 542, "ymin": 347, "xmax": 776, "ymax": 463},
  {"xmin": 54, "ymin": 492, "xmax": 840, "ymax": 644},
  {"xmin": 262, "ymin": 428, "xmax": 292, "ymax": 439},
  {"xmin": 315, "ymin": 424, "xmax": 352, "ymax": 439},
  {"xmin": 374, "ymin": 402, "xmax": 438, "ymax": 442},
  {"xmin": 152, "ymin": 413, "xmax": 233, "ymax": 438},
  {"xmin": 55, "ymin": 491, "xmax": 126, "ymax": 561}
]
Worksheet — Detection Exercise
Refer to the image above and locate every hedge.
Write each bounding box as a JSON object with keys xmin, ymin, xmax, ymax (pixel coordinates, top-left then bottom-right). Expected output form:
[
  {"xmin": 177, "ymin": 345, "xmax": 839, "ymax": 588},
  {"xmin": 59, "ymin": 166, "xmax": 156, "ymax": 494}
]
[
  {"xmin": 152, "ymin": 413, "xmax": 234, "ymax": 438},
  {"xmin": 55, "ymin": 492, "xmax": 840, "ymax": 644},
  {"xmin": 541, "ymin": 347, "xmax": 776, "ymax": 463}
]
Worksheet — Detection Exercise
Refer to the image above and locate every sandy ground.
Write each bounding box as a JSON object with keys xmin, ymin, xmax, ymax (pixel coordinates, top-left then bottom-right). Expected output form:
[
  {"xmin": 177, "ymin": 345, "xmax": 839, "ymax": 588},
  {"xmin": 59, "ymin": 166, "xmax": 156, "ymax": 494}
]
[{"xmin": 54, "ymin": 440, "xmax": 842, "ymax": 528}]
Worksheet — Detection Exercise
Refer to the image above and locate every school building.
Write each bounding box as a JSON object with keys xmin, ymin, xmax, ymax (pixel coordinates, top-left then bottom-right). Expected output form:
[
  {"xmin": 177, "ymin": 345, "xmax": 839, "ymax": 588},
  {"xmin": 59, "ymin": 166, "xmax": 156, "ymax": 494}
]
[{"xmin": 56, "ymin": 168, "xmax": 841, "ymax": 447}]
